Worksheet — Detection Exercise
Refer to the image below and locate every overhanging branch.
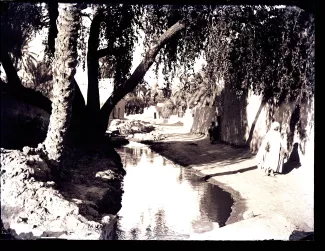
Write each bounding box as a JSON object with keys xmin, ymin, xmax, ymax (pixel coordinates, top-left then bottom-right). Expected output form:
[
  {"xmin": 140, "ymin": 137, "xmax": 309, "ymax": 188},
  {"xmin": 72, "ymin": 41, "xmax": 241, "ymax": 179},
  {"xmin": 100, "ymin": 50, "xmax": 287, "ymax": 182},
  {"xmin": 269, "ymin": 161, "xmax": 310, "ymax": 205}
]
[
  {"xmin": 98, "ymin": 20, "xmax": 187, "ymax": 132},
  {"xmin": 103, "ymin": 19, "xmax": 186, "ymax": 107}
]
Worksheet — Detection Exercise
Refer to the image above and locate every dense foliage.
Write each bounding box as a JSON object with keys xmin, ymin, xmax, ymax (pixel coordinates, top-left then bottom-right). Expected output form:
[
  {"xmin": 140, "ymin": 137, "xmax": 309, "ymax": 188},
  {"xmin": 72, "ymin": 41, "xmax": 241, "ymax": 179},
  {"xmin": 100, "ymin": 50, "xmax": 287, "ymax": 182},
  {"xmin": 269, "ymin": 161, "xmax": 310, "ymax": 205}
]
[
  {"xmin": 160, "ymin": 100, "xmax": 177, "ymax": 119},
  {"xmin": 124, "ymin": 80, "xmax": 151, "ymax": 115},
  {"xmin": 226, "ymin": 6, "xmax": 315, "ymax": 105},
  {"xmin": 2, "ymin": 3, "xmax": 314, "ymax": 107},
  {"xmin": 125, "ymin": 96, "xmax": 147, "ymax": 115},
  {"xmin": 23, "ymin": 61, "xmax": 53, "ymax": 99},
  {"xmin": 0, "ymin": 2, "xmax": 45, "ymax": 65},
  {"xmin": 168, "ymin": 6, "xmax": 314, "ymax": 109},
  {"xmin": 1, "ymin": 3, "xmax": 314, "ymax": 144}
]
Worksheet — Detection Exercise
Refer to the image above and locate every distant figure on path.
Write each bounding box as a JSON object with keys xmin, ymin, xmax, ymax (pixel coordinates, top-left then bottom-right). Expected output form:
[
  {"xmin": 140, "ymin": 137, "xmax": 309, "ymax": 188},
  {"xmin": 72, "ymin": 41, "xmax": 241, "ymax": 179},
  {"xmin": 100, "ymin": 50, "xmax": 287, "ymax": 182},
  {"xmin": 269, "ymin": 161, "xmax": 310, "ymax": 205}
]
[
  {"xmin": 256, "ymin": 121, "xmax": 288, "ymax": 176},
  {"xmin": 208, "ymin": 121, "xmax": 219, "ymax": 144}
]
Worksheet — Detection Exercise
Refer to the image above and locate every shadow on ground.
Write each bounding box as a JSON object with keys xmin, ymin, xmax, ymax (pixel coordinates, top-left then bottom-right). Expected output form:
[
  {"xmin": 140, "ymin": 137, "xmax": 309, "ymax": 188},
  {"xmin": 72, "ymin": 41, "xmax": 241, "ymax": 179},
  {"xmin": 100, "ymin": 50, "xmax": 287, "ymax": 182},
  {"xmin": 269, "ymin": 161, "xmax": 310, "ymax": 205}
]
[
  {"xmin": 142, "ymin": 134, "xmax": 255, "ymax": 172},
  {"xmin": 52, "ymin": 138, "xmax": 127, "ymax": 222},
  {"xmin": 202, "ymin": 166, "xmax": 258, "ymax": 181},
  {"xmin": 142, "ymin": 130, "xmax": 303, "ymax": 179},
  {"xmin": 289, "ymin": 230, "xmax": 314, "ymax": 241},
  {"xmin": 18, "ymin": 146, "xmax": 126, "ymax": 224},
  {"xmin": 282, "ymin": 143, "xmax": 302, "ymax": 175},
  {"xmin": 1, "ymin": 137, "xmax": 126, "ymax": 239}
]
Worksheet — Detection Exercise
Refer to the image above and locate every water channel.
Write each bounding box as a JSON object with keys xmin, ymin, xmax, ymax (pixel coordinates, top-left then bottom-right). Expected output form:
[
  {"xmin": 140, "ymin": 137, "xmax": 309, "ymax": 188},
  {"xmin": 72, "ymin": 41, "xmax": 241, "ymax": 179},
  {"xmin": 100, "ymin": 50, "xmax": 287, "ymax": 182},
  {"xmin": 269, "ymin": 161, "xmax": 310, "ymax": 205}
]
[{"xmin": 114, "ymin": 141, "xmax": 233, "ymax": 240}]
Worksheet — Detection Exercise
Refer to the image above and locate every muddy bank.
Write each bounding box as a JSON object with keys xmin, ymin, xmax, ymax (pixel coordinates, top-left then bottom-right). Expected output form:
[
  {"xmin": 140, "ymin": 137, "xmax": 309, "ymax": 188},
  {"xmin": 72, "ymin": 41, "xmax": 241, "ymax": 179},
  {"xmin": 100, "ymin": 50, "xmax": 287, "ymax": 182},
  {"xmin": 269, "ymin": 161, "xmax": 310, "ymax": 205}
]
[{"xmin": 0, "ymin": 144, "xmax": 125, "ymax": 240}]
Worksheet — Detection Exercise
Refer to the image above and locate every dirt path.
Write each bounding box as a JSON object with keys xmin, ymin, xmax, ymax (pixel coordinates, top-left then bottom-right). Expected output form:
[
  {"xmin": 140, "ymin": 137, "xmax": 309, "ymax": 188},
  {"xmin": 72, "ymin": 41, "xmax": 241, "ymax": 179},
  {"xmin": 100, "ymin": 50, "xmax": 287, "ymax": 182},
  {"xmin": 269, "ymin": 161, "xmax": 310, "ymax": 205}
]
[{"xmin": 140, "ymin": 124, "xmax": 314, "ymax": 240}]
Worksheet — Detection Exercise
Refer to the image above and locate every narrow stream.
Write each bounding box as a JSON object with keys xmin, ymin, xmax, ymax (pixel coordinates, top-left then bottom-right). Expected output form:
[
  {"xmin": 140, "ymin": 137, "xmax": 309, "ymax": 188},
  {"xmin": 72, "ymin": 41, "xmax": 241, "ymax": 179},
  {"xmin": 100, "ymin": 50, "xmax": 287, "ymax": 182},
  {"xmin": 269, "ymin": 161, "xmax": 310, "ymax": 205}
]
[{"xmin": 114, "ymin": 141, "xmax": 233, "ymax": 240}]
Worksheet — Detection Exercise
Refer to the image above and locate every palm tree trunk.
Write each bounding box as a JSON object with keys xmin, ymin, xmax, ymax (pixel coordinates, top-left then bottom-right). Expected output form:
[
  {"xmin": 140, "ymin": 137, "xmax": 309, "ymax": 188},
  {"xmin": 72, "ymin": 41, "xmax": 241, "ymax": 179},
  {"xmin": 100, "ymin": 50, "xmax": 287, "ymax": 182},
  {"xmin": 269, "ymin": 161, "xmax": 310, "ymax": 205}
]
[{"xmin": 44, "ymin": 4, "xmax": 80, "ymax": 166}]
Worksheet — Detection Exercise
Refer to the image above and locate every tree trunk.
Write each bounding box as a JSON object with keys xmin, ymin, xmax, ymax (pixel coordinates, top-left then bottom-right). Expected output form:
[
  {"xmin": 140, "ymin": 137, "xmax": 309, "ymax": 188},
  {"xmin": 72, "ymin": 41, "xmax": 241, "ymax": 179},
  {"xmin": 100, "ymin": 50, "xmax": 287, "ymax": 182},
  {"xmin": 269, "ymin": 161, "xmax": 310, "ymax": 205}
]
[
  {"xmin": 68, "ymin": 77, "xmax": 86, "ymax": 144},
  {"xmin": 85, "ymin": 10, "xmax": 105, "ymax": 142},
  {"xmin": 46, "ymin": 1, "xmax": 59, "ymax": 57},
  {"xmin": 0, "ymin": 51, "xmax": 23, "ymax": 88},
  {"xmin": 0, "ymin": 52, "xmax": 52, "ymax": 113},
  {"xmin": 44, "ymin": 4, "xmax": 80, "ymax": 166},
  {"xmin": 209, "ymin": 85, "xmax": 218, "ymax": 108},
  {"xmin": 98, "ymin": 20, "xmax": 186, "ymax": 135}
]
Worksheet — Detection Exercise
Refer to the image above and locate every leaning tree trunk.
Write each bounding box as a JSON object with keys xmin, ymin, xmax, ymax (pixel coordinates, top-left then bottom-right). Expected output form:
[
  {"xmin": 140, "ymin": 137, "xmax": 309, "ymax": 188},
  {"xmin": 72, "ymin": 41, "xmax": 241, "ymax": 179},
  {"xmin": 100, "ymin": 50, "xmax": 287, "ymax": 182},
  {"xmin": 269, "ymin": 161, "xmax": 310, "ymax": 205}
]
[
  {"xmin": 0, "ymin": 51, "xmax": 23, "ymax": 88},
  {"xmin": 0, "ymin": 50, "xmax": 52, "ymax": 113},
  {"xmin": 98, "ymin": 20, "xmax": 186, "ymax": 136},
  {"xmin": 44, "ymin": 4, "xmax": 80, "ymax": 166}
]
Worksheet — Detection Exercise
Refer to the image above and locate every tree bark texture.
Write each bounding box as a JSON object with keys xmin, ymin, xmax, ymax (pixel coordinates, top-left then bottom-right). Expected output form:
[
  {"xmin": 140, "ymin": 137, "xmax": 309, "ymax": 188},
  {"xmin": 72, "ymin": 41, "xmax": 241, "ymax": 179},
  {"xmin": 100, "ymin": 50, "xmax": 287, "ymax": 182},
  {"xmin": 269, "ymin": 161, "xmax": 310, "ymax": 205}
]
[
  {"xmin": 79, "ymin": 10, "xmax": 106, "ymax": 143},
  {"xmin": 47, "ymin": 0, "xmax": 59, "ymax": 57},
  {"xmin": 44, "ymin": 4, "xmax": 80, "ymax": 165},
  {"xmin": 86, "ymin": 11, "xmax": 104, "ymax": 122}
]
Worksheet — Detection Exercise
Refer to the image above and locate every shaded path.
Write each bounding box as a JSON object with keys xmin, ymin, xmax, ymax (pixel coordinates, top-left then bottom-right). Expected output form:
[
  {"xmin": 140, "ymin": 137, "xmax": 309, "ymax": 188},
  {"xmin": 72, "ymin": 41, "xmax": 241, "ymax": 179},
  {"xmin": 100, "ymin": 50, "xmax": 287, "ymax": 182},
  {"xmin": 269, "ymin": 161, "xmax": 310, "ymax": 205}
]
[{"xmin": 139, "ymin": 125, "xmax": 314, "ymax": 240}]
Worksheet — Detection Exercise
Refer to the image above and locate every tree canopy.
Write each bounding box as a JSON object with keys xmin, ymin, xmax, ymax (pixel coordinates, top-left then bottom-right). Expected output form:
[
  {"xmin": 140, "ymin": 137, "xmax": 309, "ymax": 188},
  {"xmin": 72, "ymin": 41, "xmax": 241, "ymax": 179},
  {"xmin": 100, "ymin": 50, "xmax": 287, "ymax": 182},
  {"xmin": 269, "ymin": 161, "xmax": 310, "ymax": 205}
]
[
  {"xmin": 84, "ymin": 5, "xmax": 314, "ymax": 107},
  {"xmin": 0, "ymin": 2, "xmax": 44, "ymax": 62},
  {"xmin": 226, "ymin": 6, "xmax": 314, "ymax": 105},
  {"xmin": 1, "ymin": 3, "xmax": 315, "ymax": 142}
]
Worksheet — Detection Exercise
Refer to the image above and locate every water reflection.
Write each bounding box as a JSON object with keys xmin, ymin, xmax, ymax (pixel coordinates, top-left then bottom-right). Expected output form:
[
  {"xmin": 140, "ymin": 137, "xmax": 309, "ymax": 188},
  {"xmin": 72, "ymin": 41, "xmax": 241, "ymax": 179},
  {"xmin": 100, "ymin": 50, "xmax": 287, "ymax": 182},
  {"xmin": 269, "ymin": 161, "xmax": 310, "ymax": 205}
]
[{"xmin": 115, "ymin": 142, "xmax": 233, "ymax": 240}]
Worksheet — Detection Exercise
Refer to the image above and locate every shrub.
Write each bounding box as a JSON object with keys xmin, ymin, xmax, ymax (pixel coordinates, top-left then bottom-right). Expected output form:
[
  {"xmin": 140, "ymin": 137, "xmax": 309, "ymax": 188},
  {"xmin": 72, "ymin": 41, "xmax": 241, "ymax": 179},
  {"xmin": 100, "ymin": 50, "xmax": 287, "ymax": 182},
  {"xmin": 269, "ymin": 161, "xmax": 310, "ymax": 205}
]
[{"xmin": 160, "ymin": 100, "xmax": 176, "ymax": 119}]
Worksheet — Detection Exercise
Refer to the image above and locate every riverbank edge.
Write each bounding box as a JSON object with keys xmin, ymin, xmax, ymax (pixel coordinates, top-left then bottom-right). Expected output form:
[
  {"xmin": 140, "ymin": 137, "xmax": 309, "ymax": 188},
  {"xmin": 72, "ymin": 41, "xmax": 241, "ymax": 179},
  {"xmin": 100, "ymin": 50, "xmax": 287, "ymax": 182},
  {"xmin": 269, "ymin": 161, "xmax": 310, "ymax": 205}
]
[
  {"xmin": 191, "ymin": 167, "xmax": 247, "ymax": 225},
  {"xmin": 0, "ymin": 146, "xmax": 124, "ymax": 240},
  {"xmin": 136, "ymin": 137, "xmax": 309, "ymax": 240},
  {"xmin": 139, "ymin": 140, "xmax": 247, "ymax": 226}
]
